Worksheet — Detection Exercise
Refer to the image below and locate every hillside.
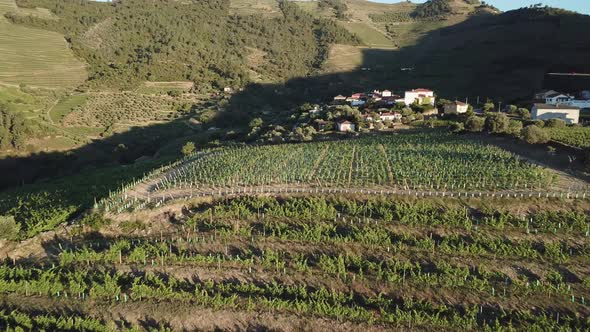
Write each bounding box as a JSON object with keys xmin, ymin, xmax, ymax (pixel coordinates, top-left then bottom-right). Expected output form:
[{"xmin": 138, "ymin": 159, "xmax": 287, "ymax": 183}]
[{"xmin": 6, "ymin": 0, "xmax": 359, "ymax": 89}]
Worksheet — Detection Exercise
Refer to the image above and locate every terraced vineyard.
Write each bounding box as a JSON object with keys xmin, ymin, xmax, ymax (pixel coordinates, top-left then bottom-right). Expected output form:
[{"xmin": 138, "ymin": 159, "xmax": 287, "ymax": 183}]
[
  {"xmin": 2, "ymin": 196, "xmax": 589, "ymax": 330},
  {"xmin": 155, "ymin": 131, "xmax": 553, "ymax": 190},
  {"xmin": 545, "ymin": 127, "xmax": 590, "ymax": 149}
]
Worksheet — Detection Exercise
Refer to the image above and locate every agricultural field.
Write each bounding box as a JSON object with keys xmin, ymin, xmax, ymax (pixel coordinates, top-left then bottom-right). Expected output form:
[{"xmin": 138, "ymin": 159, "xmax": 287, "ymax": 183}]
[
  {"xmin": 60, "ymin": 92, "xmax": 197, "ymax": 128},
  {"xmin": 153, "ymin": 131, "xmax": 554, "ymax": 192},
  {"xmin": 1, "ymin": 195, "xmax": 589, "ymax": 330},
  {"xmin": 545, "ymin": 127, "xmax": 590, "ymax": 149},
  {"xmin": 0, "ymin": 0, "xmax": 86, "ymax": 88}
]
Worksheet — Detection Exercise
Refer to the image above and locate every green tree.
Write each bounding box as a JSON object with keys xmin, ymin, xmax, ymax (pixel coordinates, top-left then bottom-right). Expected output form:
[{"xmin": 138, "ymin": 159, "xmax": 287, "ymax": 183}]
[
  {"xmin": 545, "ymin": 118, "xmax": 566, "ymax": 128},
  {"xmin": 0, "ymin": 216, "xmax": 20, "ymax": 240},
  {"xmin": 521, "ymin": 125, "xmax": 550, "ymax": 144},
  {"xmin": 464, "ymin": 116, "xmax": 485, "ymax": 132},
  {"xmin": 181, "ymin": 141, "xmax": 196, "ymax": 156},
  {"xmin": 506, "ymin": 120, "xmax": 523, "ymax": 137},
  {"xmin": 485, "ymin": 113, "xmax": 509, "ymax": 133},
  {"xmin": 249, "ymin": 117, "xmax": 264, "ymax": 129}
]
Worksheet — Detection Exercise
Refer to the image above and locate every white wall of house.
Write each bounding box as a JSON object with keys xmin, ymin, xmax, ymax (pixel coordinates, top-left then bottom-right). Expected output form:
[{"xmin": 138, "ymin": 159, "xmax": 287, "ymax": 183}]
[
  {"xmin": 404, "ymin": 90, "xmax": 435, "ymax": 106},
  {"xmin": 382, "ymin": 90, "xmax": 392, "ymax": 97},
  {"xmin": 545, "ymin": 94, "xmax": 572, "ymax": 104},
  {"xmin": 337, "ymin": 122, "xmax": 355, "ymax": 132},
  {"xmin": 444, "ymin": 103, "xmax": 468, "ymax": 114},
  {"xmin": 532, "ymin": 106, "xmax": 580, "ymax": 124}
]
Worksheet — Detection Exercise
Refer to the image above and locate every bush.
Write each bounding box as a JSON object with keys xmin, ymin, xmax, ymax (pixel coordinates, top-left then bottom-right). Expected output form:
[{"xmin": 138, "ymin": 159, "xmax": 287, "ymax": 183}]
[
  {"xmin": 181, "ymin": 142, "xmax": 196, "ymax": 156},
  {"xmin": 450, "ymin": 122, "xmax": 464, "ymax": 133},
  {"xmin": 464, "ymin": 116, "xmax": 485, "ymax": 132},
  {"xmin": 521, "ymin": 125, "xmax": 550, "ymax": 144},
  {"xmin": 485, "ymin": 113, "xmax": 509, "ymax": 134},
  {"xmin": 81, "ymin": 213, "xmax": 112, "ymax": 231},
  {"xmin": 0, "ymin": 216, "xmax": 20, "ymax": 240},
  {"xmin": 545, "ymin": 118, "xmax": 566, "ymax": 128},
  {"xmin": 507, "ymin": 120, "xmax": 523, "ymax": 137},
  {"xmin": 530, "ymin": 120, "xmax": 545, "ymax": 128},
  {"xmin": 517, "ymin": 108, "xmax": 531, "ymax": 119}
]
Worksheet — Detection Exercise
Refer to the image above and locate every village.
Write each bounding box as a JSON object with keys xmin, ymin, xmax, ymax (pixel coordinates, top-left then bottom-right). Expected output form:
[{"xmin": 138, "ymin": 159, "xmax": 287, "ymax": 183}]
[{"xmin": 310, "ymin": 87, "xmax": 590, "ymax": 133}]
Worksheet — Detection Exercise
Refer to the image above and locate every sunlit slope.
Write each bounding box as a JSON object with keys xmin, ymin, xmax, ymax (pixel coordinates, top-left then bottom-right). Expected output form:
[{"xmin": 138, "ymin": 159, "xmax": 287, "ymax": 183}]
[{"xmin": 0, "ymin": 0, "xmax": 86, "ymax": 88}]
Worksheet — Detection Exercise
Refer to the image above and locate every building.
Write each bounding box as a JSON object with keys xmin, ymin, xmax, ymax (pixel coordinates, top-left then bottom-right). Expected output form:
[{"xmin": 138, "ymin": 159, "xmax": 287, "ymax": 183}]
[
  {"xmin": 346, "ymin": 97, "xmax": 366, "ymax": 107},
  {"xmin": 404, "ymin": 88, "xmax": 435, "ymax": 106},
  {"xmin": 381, "ymin": 90, "xmax": 392, "ymax": 97},
  {"xmin": 333, "ymin": 95, "xmax": 347, "ymax": 104},
  {"xmin": 444, "ymin": 101, "xmax": 469, "ymax": 115},
  {"xmin": 380, "ymin": 112, "xmax": 402, "ymax": 122},
  {"xmin": 545, "ymin": 93, "xmax": 573, "ymax": 105},
  {"xmin": 534, "ymin": 90, "xmax": 560, "ymax": 101},
  {"xmin": 337, "ymin": 120, "xmax": 355, "ymax": 132},
  {"xmin": 223, "ymin": 86, "xmax": 233, "ymax": 93},
  {"xmin": 531, "ymin": 103, "xmax": 580, "ymax": 124}
]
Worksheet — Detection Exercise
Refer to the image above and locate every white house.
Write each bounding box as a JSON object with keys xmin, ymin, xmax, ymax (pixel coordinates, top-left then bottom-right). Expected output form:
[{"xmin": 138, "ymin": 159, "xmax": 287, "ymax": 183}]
[
  {"xmin": 380, "ymin": 112, "xmax": 402, "ymax": 121},
  {"xmin": 444, "ymin": 101, "xmax": 469, "ymax": 115},
  {"xmin": 337, "ymin": 120, "xmax": 355, "ymax": 132},
  {"xmin": 333, "ymin": 95, "xmax": 347, "ymax": 104},
  {"xmin": 545, "ymin": 93, "xmax": 573, "ymax": 105},
  {"xmin": 532, "ymin": 103, "xmax": 580, "ymax": 124},
  {"xmin": 534, "ymin": 90, "xmax": 559, "ymax": 100},
  {"xmin": 382, "ymin": 90, "xmax": 392, "ymax": 97},
  {"xmin": 346, "ymin": 98, "xmax": 366, "ymax": 107},
  {"xmin": 404, "ymin": 89, "xmax": 435, "ymax": 106}
]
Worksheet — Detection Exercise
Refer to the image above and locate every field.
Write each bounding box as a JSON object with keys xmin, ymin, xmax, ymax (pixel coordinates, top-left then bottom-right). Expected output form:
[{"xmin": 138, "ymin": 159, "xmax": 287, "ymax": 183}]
[
  {"xmin": 1, "ymin": 194, "xmax": 589, "ymax": 330},
  {"xmin": 49, "ymin": 94, "xmax": 88, "ymax": 123},
  {"xmin": 340, "ymin": 22, "xmax": 396, "ymax": 48},
  {"xmin": 0, "ymin": 0, "xmax": 86, "ymax": 88},
  {"xmin": 545, "ymin": 127, "xmax": 590, "ymax": 149}
]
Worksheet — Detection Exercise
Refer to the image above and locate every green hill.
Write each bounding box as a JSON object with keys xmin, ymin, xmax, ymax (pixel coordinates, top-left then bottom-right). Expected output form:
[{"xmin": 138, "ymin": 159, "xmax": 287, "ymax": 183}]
[{"xmin": 6, "ymin": 0, "xmax": 360, "ymax": 89}]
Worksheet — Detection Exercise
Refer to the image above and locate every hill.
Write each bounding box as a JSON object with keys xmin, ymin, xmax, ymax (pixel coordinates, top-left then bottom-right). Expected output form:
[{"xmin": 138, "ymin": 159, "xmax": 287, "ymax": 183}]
[
  {"xmin": 6, "ymin": 0, "xmax": 360, "ymax": 89},
  {"xmin": 0, "ymin": 0, "xmax": 86, "ymax": 88}
]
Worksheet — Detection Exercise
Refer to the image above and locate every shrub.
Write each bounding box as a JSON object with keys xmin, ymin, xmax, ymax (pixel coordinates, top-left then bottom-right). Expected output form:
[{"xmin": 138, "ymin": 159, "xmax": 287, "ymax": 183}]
[
  {"xmin": 464, "ymin": 116, "xmax": 485, "ymax": 132},
  {"xmin": 545, "ymin": 118, "xmax": 566, "ymax": 128},
  {"xmin": 517, "ymin": 108, "xmax": 531, "ymax": 119},
  {"xmin": 182, "ymin": 142, "xmax": 196, "ymax": 156},
  {"xmin": 485, "ymin": 113, "xmax": 509, "ymax": 134},
  {"xmin": 531, "ymin": 120, "xmax": 545, "ymax": 128},
  {"xmin": 81, "ymin": 213, "xmax": 112, "ymax": 231},
  {"xmin": 521, "ymin": 125, "xmax": 550, "ymax": 144},
  {"xmin": 506, "ymin": 120, "xmax": 523, "ymax": 137},
  {"xmin": 450, "ymin": 122, "xmax": 464, "ymax": 133},
  {"xmin": 0, "ymin": 216, "xmax": 20, "ymax": 240}
]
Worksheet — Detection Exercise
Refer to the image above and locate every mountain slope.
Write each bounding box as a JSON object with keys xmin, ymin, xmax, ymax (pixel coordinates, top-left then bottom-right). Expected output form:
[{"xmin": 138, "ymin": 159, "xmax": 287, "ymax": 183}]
[{"xmin": 6, "ymin": 0, "xmax": 360, "ymax": 89}]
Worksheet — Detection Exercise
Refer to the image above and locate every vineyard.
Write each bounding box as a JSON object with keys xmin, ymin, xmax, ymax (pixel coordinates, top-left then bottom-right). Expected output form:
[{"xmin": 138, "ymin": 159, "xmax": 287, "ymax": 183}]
[
  {"xmin": 1, "ymin": 195, "xmax": 589, "ymax": 330},
  {"xmin": 155, "ymin": 131, "xmax": 553, "ymax": 190},
  {"xmin": 61, "ymin": 92, "xmax": 198, "ymax": 128},
  {"xmin": 545, "ymin": 127, "xmax": 590, "ymax": 149}
]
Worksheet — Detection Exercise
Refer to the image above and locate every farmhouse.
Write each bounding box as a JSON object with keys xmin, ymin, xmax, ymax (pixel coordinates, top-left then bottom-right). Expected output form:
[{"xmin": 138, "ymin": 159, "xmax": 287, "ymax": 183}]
[
  {"xmin": 337, "ymin": 120, "xmax": 355, "ymax": 132},
  {"xmin": 444, "ymin": 101, "xmax": 469, "ymax": 115},
  {"xmin": 382, "ymin": 90, "xmax": 392, "ymax": 97},
  {"xmin": 545, "ymin": 93, "xmax": 573, "ymax": 105},
  {"xmin": 333, "ymin": 95, "xmax": 347, "ymax": 104},
  {"xmin": 531, "ymin": 103, "xmax": 580, "ymax": 124},
  {"xmin": 380, "ymin": 112, "xmax": 402, "ymax": 121},
  {"xmin": 404, "ymin": 88, "xmax": 435, "ymax": 106},
  {"xmin": 534, "ymin": 90, "xmax": 559, "ymax": 101}
]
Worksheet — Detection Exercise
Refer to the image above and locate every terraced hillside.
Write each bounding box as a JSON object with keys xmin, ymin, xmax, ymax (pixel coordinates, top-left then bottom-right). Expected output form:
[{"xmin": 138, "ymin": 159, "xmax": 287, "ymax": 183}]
[
  {"xmin": 0, "ymin": 0, "xmax": 86, "ymax": 88},
  {"xmin": 1, "ymin": 194, "xmax": 589, "ymax": 330}
]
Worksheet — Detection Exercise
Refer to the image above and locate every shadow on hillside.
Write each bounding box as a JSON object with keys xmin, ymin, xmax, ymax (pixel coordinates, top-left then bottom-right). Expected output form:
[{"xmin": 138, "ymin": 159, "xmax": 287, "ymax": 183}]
[{"xmin": 2, "ymin": 9, "xmax": 590, "ymax": 191}]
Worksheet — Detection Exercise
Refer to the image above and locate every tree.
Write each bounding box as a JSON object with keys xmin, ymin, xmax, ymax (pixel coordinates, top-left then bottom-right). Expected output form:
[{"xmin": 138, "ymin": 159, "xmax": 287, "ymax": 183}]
[
  {"xmin": 517, "ymin": 108, "xmax": 530, "ymax": 119},
  {"xmin": 506, "ymin": 120, "xmax": 523, "ymax": 137},
  {"xmin": 0, "ymin": 216, "xmax": 20, "ymax": 240},
  {"xmin": 464, "ymin": 116, "xmax": 484, "ymax": 132},
  {"xmin": 249, "ymin": 117, "xmax": 264, "ymax": 129},
  {"xmin": 450, "ymin": 122, "xmax": 464, "ymax": 133},
  {"xmin": 483, "ymin": 102, "xmax": 495, "ymax": 112},
  {"xmin": 545, "ymin": 118, "xmax": 566, "ymax": 128},
  {"xmin": 521, "ymin": 125, "xmax": 549, "ymax": 144},
  {"xmin": 181, "ymin": 142, "xmax": 196, "ymax": 156},
  {"xmin": 485, "ymin": 113, "xmax": 509, "ymax": 133}
]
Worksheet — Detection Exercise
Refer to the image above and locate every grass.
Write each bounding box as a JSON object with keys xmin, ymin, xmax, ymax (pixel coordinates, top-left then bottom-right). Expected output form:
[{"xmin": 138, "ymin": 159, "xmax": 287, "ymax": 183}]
[
  {"xmin": 0, "ymin": 0, "xmax": 87, "ymax": 88},
  {"xmin": 229, "ymin": 0, "xmax": 280, "ymax": 16},
  {"xmin": 49, "ymin": 94, "xmax": 88, "ymax": 123}
]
